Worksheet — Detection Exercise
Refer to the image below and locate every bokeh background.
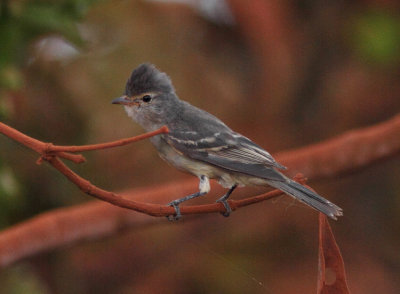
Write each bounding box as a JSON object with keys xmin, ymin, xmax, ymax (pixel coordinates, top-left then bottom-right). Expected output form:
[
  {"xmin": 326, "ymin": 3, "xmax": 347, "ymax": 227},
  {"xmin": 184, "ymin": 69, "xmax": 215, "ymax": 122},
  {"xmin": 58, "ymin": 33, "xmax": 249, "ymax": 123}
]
[{"xmin": 1, "ymin": 0, "xmax": 400, "ymax": 293}]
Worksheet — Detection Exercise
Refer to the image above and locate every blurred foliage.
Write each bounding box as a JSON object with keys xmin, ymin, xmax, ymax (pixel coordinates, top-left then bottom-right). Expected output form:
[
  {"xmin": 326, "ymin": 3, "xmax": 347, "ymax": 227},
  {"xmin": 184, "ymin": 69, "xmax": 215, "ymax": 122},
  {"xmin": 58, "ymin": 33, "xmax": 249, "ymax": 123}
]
[
  {"xmin": 0, "ymin": 0, "xmax": 97, "ymax": 90},
  {"xmin": 0, "ymin": 162, "xmax": 24, "ymax": 228},
  {"xmin": 0, "ymin": 92, "xmax": 12, "ymax": 120},
  {"xmin": 0, "ymin": 66, "xmax": 23, "ymax": 91},
  {"xmin": 1, "ymin": 264, "xmax": 49, "ymax": 294},
  {"xmin": 350, "ymin": 9, "xmax": 400, "ymax": 66},
  {"xmin": 0, "ymin": 0, "xmax": 97, "ymax": 227},
  {"xmin": 0, "ymin": 0, "xmax": 98, "ymax": 236}
]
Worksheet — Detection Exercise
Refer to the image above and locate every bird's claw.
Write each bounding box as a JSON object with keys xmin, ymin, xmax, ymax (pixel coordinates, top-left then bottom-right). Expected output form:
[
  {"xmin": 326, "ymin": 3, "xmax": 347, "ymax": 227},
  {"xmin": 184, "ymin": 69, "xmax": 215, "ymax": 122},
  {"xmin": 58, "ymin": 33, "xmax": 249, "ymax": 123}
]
[
  {"xmin": 216, "ymin": 199, "xmax": 232, "ymax": 217},
  {"xmin": 167, "ymin": 200, "xmax": 182, "ymax": 221}
]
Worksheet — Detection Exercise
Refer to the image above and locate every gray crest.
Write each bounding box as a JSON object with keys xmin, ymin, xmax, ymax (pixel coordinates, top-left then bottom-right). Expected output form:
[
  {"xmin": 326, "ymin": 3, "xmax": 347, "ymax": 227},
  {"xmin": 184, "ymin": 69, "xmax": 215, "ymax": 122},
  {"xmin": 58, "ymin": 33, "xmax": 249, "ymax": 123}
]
[{"xmin": 125, "ymin": 63, "xmax": 175, "ymax": 96}]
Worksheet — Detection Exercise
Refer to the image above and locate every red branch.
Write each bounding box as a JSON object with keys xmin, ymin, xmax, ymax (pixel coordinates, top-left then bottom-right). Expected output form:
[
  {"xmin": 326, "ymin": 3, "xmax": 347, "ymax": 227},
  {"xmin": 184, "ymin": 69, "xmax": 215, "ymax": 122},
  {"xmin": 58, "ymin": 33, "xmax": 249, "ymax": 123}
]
[
  {"xmin": 0, "ymin": 122, "xmax": 302, "ymax": 217},
  {"xmin": 49, "ymin": 155, "xmax": 296, "ymax": 216},
  {"xmin": 0, "ymin": 113, "xmax": 400, "ymax": 267}
]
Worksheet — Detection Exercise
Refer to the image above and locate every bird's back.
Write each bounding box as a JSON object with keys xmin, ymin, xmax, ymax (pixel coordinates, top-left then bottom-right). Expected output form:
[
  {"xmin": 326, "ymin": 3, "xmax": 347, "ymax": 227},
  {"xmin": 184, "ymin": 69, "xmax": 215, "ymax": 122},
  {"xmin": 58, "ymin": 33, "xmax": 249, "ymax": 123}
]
[{"xmin": 170, "ymin": 100, "xmax": 233, "ymax": 136}]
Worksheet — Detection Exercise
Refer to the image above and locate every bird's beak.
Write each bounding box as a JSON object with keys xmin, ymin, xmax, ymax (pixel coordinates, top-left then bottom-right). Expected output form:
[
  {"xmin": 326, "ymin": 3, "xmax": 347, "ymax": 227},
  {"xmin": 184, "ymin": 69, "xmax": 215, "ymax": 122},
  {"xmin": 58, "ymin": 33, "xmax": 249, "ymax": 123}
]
[{"xmin": 112, "ymin": 95, "xmax": 130, "ymax": 105}]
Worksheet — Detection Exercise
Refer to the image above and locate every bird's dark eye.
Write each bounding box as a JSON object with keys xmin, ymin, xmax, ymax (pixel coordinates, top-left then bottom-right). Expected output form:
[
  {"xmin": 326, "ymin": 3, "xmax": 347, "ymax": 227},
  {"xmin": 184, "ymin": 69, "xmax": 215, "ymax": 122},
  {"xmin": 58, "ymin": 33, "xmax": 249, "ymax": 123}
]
[{"xmin": 142, "ymin": 95, "xmax": 152, "ymax": 103}]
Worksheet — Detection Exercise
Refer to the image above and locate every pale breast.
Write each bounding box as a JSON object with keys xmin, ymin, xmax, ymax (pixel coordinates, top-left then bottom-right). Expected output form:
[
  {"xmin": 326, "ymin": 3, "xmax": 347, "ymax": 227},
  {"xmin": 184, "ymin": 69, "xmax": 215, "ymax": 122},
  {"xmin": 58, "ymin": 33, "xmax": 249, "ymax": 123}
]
[{"xmin": 149, "ymin": 136, "xmax": 270, "ymax": 189}]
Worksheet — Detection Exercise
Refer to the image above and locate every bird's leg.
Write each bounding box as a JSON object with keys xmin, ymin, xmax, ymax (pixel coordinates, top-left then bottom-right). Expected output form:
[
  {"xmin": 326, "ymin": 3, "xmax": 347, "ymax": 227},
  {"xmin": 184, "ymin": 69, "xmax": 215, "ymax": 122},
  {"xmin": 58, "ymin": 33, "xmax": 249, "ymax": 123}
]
[
  {"xmin": 216, "ymin": 185, "xmax": 237, "ymax": 217},
  {"xmin": 167, "ymin": 175, "xmax": 210, "ymax": 221}
]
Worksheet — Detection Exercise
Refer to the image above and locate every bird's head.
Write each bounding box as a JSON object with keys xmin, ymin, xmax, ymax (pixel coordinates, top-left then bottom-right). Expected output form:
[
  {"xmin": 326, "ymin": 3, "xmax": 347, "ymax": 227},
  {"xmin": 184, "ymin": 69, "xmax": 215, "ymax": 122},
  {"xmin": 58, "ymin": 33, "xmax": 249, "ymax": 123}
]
[{"xmin": 112, "ymin": 63, "xmax": 179, "ymax": 130}]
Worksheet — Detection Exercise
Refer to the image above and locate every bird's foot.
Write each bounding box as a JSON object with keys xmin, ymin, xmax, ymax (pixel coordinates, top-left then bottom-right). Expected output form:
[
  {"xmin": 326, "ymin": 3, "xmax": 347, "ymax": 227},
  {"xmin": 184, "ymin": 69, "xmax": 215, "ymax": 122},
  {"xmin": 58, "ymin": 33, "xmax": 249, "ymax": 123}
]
[
  {"xmin": 216, "ymin": 198, "xmax": 232, "ymax": 217},
  {"xmin": 167, "ymin": 200, "xmax": 182, "ymax": 221}
]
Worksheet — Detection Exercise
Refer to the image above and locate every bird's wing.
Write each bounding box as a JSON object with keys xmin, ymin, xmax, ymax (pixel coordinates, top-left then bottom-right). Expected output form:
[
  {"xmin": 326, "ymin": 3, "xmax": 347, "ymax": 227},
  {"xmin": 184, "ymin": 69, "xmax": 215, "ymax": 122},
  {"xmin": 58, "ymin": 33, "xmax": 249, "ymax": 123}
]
[
  {"xmin": 164, "ymin": 130, "xmax": 287, "ymax": 181},
  {"xmin": 216, "ymin": 135, "xmax": 287, "ymax": 169}
]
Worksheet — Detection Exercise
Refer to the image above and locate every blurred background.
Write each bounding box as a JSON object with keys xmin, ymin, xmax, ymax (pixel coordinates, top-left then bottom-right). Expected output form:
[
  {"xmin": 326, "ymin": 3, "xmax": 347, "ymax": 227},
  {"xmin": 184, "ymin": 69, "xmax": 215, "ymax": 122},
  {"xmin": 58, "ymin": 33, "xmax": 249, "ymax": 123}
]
[{"xmin": 1, "ymin": 0, "xmax": 400, "ymax": 293}]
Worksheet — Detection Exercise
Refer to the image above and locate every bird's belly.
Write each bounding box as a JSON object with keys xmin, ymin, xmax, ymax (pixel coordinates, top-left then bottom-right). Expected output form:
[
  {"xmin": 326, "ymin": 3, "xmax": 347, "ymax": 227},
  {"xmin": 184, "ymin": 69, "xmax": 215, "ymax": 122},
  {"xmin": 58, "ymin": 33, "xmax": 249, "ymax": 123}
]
[
  {"xmin": 160, "ymin": 148, "xmax": 270, "ymax": 187},
  {"xmin": 160, "ymin": 149, "xmax": 220, "ymax": 178},
  {"xmin": 220, "ymin": 172, "xmax": 269, "ymax": 187},
  {"xmin": 152, "ymin": 137, "xmax": 270, "ymax": 188},
  {"xmin": 153, "ymin": 137, "xmax": 220, "ymax": 177}
]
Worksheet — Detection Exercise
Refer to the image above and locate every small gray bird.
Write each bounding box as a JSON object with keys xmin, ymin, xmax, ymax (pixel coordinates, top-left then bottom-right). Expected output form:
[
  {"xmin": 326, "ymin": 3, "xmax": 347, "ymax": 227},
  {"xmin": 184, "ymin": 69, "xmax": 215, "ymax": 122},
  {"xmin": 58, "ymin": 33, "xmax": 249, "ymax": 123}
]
[{"xmin": 112, "ymin": 63, "xmax": 343, "ymax": 220}]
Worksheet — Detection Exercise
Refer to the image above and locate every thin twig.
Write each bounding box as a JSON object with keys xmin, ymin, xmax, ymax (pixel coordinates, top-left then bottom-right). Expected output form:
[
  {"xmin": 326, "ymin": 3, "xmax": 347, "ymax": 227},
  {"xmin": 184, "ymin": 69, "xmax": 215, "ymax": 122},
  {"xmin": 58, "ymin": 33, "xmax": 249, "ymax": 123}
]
[
  {"xmin": 0, "ymin": 122, "xmax": 168, "ymax": 164},
  {"xmin": 48, "ymin": 126, "xmax": 169, "ymax": 153}
]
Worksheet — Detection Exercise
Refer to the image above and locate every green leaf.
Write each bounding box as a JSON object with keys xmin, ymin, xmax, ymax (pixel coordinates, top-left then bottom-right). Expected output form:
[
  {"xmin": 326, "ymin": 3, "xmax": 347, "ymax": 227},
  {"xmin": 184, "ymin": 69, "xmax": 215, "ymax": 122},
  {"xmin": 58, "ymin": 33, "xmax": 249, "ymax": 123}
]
[
  {"xmin": 350, "ymin": 10, "xmax": 400, "ymax": 66},
  {"xmin": 18, "ymin": 3, "xmax": 82, "ymax": 44},
  {"xmin": 0, "ymin": 66, "xmax": 23, "ymax": 90},
  {"xmin": 0, "ymin": 21, "xmax": 24, "ymax": 67},
  {"xmin": 0, "ymin": 166, "xmax": 25, "ymax": 227}
]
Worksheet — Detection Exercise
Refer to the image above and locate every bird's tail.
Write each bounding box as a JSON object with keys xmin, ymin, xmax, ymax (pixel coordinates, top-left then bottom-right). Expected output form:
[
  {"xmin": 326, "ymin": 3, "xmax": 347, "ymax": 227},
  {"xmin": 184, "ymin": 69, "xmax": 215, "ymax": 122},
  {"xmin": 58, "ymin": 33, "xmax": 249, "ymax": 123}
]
[{"xmin": 267, "ymin": 179, "xmax": 343, "ymax": 220}]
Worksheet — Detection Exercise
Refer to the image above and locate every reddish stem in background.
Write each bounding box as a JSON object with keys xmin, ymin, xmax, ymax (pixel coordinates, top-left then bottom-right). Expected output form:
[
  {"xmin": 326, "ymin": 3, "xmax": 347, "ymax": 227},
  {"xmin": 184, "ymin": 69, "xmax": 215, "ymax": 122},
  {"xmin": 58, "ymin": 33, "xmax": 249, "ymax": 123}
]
[
  {"xmin": 318, "ymin": 214, "xmax": 351, "ymax": 294},
  {"xmin": 277, "ymin": 113, "xmax": 400, "ymax": 180}
]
